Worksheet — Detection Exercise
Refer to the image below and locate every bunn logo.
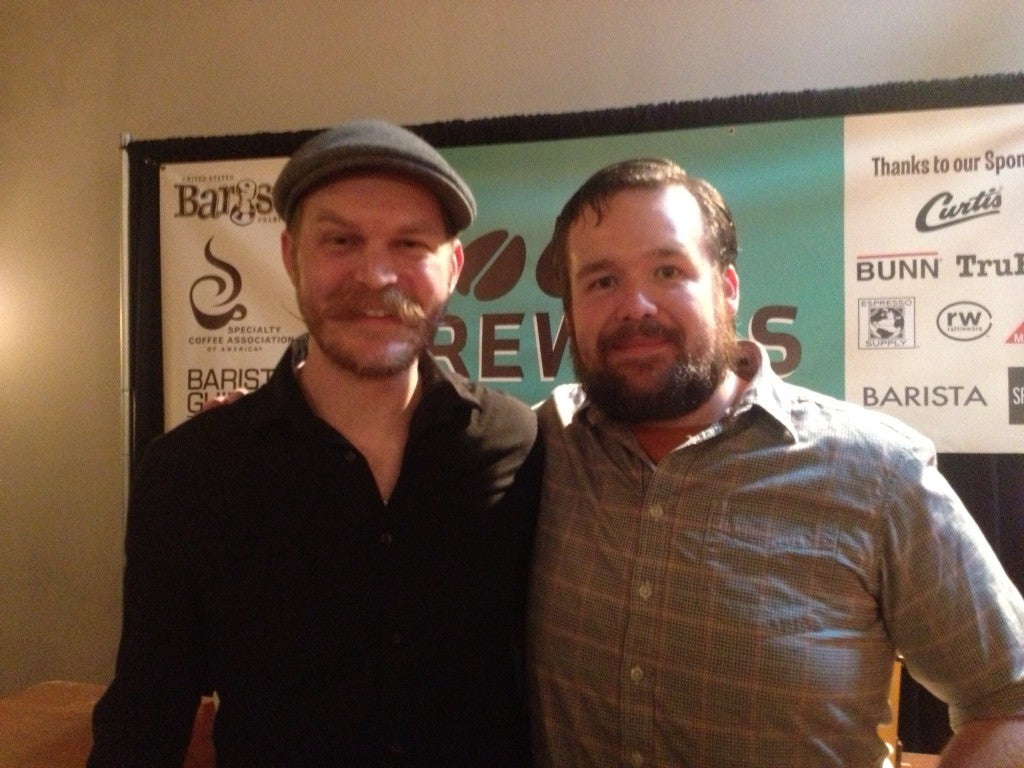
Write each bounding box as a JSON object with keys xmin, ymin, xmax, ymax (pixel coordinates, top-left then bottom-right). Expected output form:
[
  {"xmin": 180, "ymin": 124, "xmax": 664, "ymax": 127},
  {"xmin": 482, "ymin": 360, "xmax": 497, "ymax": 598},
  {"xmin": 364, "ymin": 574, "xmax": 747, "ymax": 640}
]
[
  {"xmin": 936, "ymin": 301, "xmax": 992, "ymax": 341},
  {"xmin": 1010, "ymin": 368, "xmax": 1024, "ymax": 425},
  {"xmin": 856, "ymin": 251, "xmax": 940, "ymax": 282},
  {"xmin": 176, "ymin": 179, "xmax": 274, "ymax": 226},
  {"xmin": 915, "ymin": 187, "xmax": 1001, "ymax": 232}
]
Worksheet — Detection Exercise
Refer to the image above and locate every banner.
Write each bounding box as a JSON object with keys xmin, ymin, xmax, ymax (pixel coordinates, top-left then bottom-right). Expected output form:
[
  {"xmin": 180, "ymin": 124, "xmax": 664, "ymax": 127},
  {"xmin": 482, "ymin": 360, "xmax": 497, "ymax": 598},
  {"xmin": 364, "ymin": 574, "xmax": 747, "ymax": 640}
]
[
  {"xmin": 844, "ymin": 104, "xmax": 1024, "ymax": 452},
  {"xmin": 159, "ymin": 158, "xmax": 297, "ymax": 421},
  {"xmin": 157, "ymin": 104, "xmax": 1023, "ymax": 452}
]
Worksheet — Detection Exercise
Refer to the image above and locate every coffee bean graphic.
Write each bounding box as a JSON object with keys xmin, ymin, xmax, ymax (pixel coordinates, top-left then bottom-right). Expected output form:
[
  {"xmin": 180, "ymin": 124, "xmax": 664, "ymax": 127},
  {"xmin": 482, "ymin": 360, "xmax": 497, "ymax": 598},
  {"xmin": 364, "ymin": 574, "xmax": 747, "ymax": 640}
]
[
  {"xmin": 458, "ymin": 231, "xmax": 507, "ymax": 291},
  {"xmin": 534, "ymin": 239, "xmax": 563, "ymax": 298},
  {"xmin": 458, "ymin": 230, "xmax": 526, "ymax": 301}
]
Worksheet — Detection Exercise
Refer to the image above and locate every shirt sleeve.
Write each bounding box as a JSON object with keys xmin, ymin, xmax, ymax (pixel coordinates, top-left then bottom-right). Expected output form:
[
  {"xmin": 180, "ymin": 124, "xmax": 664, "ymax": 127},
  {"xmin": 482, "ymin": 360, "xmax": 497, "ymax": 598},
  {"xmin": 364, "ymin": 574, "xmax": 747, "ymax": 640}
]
[
  {"xmin": 88, "ymin": 436, "xmax": 206, "ymax": 767},
  {"xmin": 879, "ymin": 440, "xmax": 1024, "ymax": 730}
]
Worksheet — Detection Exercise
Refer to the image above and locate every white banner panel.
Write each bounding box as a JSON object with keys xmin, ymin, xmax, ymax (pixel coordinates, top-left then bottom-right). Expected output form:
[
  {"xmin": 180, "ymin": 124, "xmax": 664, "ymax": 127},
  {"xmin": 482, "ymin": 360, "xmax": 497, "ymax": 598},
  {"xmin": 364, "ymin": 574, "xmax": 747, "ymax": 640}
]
[
  {"xmin": 159, "ymin": 158, "xmax": 302, "ymax": 429},
  {"xmin": 844, "ymin": 104, "xmax": 1024, "ymax": 452}
]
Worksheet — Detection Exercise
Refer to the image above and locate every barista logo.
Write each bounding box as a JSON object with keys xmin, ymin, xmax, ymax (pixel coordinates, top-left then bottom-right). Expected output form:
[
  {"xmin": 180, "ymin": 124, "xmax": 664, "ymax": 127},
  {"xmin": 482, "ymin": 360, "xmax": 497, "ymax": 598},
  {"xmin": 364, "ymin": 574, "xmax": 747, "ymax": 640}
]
[
  {"xmin": 175, "ymin": 177, "xmax": 274, "ymax": 226},
  {"xmin": 858, "ymin": 297, "xmax": 916, "ymax": 349}
]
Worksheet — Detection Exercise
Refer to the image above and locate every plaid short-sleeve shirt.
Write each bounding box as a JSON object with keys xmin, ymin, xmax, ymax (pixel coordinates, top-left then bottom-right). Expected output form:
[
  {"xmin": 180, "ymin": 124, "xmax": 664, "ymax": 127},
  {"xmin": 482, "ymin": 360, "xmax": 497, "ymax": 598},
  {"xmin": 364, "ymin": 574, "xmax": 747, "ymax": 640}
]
[{"xmin": 527, "ymin": 340, "xmax": 1024, "ymax": 768}]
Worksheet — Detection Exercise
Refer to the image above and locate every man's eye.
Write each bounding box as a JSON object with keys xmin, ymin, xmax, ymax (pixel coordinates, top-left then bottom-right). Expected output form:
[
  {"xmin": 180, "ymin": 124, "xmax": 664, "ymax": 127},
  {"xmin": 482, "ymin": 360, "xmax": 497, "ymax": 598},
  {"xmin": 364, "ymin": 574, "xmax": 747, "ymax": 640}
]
[
  {"xmin": 320, "ymin": 233, "xmax": 355, "ymax": 249},
  {"xmin": 655, "ymin": 265, "xmax": 681, "ymax": 279},
  {"xmin": 587, "ymin": 275, "xmax": 615, "ymax": 292}
]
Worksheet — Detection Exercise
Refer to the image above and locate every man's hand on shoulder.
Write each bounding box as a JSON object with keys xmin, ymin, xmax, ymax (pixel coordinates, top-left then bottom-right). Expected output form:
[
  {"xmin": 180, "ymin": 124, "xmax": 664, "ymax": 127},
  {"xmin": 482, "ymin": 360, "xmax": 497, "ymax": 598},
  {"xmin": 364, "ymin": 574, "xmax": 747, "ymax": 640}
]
[{"xmin": 200, "ymin": 388, "xmax": 249, "ymax": 413}]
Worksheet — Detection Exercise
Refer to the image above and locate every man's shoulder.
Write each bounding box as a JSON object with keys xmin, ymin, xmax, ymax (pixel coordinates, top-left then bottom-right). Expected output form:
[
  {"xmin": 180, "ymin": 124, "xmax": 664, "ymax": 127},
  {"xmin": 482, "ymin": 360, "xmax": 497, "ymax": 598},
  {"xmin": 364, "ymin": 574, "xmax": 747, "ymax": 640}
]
[
  {"xmin": 145, "ymin": 382, "xmax": 275, "ymax": 457},
  {"xmin": 457, "ymin": 379, "xmax": 539, "ymax": 444},
  {"xmin": 536, "ymin": 383, "xmax": 586, "ymax": 428},
  {"xmin": 432, "ymin": 361, "xmax": 536, "ymax": 421},
  {"xmin": 770, "ymin": 377, "xmax": 936, "ymax": 457}
]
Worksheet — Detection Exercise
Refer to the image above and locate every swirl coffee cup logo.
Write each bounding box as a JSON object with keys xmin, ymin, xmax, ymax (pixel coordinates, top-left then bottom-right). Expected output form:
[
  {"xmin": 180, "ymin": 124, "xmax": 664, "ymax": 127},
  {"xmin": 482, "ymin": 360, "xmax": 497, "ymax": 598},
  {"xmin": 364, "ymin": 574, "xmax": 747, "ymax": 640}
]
[{"xmin": 190, "ymin": 238, "xmax": 247, "ymax": 329}]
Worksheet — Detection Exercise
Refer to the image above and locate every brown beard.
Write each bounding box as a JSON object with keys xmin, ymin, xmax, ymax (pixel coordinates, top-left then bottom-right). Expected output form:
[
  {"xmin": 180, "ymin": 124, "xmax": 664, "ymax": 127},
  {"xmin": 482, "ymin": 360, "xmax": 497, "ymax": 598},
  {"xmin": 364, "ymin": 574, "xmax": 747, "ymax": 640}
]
[
  {"xmin": 301, "ymin": 284, "xmax": 445, "ymax": 378},
  {"xmin": 571, "ymin": 296, "xmax": 739, "ymax": 423}
]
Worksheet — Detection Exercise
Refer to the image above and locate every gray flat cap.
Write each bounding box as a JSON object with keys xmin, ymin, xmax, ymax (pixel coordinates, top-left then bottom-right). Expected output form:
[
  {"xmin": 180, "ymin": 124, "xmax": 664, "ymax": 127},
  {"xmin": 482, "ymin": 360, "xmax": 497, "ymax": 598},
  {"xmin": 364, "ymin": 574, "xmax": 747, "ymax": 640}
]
[{"xmin": 273, "ymin": 118, "xmax": 476, "ymax": 232}]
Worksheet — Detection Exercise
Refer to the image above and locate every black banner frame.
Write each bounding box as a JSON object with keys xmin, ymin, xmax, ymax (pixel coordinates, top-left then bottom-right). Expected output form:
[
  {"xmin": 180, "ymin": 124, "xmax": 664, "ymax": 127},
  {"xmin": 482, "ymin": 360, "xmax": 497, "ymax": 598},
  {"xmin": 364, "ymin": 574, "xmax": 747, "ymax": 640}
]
[{"xmin": 123, "ymin": 73, "xmax": 1024, "ymax": 753}]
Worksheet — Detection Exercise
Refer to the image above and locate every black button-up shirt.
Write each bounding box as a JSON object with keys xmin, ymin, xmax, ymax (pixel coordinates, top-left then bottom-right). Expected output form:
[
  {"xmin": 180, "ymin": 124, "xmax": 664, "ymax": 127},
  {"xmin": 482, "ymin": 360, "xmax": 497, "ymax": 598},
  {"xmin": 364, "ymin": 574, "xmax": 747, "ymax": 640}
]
[{"xmin": 90, "ymin": 343, "xmax": 542, "ymax": 767}]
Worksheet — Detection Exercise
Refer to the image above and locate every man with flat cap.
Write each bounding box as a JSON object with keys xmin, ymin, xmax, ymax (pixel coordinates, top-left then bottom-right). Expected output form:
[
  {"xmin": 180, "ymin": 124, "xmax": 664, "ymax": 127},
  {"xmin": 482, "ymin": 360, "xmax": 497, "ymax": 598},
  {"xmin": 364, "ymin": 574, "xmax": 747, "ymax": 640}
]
[{"xmin": 89, "ymin": 119, "xmax": 542, "ymax": 767}]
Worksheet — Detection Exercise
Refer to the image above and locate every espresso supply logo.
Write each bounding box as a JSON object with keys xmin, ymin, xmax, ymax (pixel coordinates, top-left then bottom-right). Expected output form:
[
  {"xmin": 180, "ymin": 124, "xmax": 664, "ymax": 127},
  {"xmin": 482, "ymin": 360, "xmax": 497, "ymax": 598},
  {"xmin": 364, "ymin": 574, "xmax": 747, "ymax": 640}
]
[
  {"xmin": 936, "ymin": 301, "xmax": 992, "ymax": 341},
  {"xmin": 858, "ymin": 297, "xmax": 915, "ymax": 349},
  {"xmin": 1010, "ymin": 368, "xmax": 1024, "ymax": 425}
]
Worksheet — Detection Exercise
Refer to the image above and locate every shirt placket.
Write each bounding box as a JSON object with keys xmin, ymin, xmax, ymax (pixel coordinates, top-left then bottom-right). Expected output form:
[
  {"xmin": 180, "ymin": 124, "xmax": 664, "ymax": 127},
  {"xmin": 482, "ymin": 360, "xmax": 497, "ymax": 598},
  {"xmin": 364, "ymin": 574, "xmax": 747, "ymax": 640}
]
[{"xmin": 618, "ymin": 456, "xmax": 690, "ymax": 768}]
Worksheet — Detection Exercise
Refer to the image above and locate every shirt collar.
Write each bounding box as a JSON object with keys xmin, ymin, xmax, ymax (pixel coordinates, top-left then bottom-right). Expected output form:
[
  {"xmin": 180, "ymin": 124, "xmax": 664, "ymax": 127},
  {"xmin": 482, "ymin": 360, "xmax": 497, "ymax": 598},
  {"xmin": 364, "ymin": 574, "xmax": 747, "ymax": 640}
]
[
  {"xmin": 249, "ymin": 334, "xmax": 482, "ymax": 435},
  {"xmin": 730, "ymin": 339, "xmax": 799, "ymax": 442}
]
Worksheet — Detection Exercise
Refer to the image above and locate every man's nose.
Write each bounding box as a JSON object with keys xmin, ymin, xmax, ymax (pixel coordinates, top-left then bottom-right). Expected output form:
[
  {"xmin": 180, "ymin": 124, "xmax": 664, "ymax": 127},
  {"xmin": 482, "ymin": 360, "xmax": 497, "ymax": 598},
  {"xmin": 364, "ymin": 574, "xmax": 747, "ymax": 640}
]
[
  {"xmin": 352, "ymin": 248, "xmax": 398, "ymax": 288},
  {"xmin": 615, "ymin": 283, "xmax": 658, "ymax": 321}
]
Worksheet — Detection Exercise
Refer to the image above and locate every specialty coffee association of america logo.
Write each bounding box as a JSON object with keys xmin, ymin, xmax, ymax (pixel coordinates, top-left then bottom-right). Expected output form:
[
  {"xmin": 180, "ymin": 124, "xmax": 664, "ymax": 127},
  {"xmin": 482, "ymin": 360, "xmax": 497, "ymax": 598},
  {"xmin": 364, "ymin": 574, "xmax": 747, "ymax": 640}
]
[{"xmin": 858, "ymin": 297, "xmax": 916, "ymax": 349}]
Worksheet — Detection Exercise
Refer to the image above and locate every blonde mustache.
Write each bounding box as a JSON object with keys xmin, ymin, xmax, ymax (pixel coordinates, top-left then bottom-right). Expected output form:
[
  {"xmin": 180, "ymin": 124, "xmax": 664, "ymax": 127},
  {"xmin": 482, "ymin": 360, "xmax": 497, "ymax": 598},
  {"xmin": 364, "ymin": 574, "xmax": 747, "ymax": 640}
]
[{"xmin": 326, "ymin": 286, "xmax": 427, "ymax": 326}]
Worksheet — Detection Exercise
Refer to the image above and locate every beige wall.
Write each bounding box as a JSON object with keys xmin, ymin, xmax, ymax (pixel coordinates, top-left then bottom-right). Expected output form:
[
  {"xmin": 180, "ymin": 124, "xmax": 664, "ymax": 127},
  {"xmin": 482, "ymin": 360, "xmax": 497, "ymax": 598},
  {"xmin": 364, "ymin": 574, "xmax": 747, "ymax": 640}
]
[{"xmin": 1, "ymin": 0, "xmax": 1021, "ymax": 695}]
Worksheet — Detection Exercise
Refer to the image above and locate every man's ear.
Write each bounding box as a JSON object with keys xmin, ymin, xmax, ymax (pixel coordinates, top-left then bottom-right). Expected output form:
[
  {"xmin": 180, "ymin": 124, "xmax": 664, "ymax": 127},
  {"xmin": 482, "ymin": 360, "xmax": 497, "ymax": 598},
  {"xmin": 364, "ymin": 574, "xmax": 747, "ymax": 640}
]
[
  {"xmin": 721, "ymin": 264, "xmax": 740, "ymax": 315},
  {"xmin": 449, "ymin": 240, "xmax": 465, "ymax": 293}
]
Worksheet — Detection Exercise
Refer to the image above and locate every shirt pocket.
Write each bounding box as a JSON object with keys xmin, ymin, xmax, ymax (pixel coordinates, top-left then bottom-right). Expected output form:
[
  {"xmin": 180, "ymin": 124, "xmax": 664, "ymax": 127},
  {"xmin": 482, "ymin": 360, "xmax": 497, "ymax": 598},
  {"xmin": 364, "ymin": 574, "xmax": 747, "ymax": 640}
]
[{"xmin": 699, "ymin": 499, "xmax": 840, "ymax": 634}]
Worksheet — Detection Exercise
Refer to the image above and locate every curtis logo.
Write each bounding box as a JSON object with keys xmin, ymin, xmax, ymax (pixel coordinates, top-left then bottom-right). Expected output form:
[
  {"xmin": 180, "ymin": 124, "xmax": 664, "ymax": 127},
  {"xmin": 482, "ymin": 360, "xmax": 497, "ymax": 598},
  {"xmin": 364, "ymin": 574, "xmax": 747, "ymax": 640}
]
[{"xmin": 915, "ymin": 187, "xmax": 1001, "ymax": 232}]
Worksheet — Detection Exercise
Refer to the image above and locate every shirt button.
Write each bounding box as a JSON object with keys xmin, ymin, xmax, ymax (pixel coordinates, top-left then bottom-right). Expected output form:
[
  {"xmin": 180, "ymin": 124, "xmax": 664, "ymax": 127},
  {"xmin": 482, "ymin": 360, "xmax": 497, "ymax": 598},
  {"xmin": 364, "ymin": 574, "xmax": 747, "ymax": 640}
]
[
  {"xmin": 391, "ymin": 632, "xmax": 402, "ymax": 645},
  {"xmin": 379, "ymin": 531, "xmax": 393, "ymax": 545},
  {"xmin": 630, "ymin": 752, "xmax": 646, "ymax": 767},
  {"xmin": 343, "ymin": 449, "xmax": 357, "ymax": 462},
  {"xmin": 637, "ymin": 582, "xmax": 653, "ymax": 600},
  {"xmin": 648, "ymin": 503, "xmax": 663, "ymax": 520},
  {"xmin": 629, "ymin": 665, "xmax": 644, "ymax": 683},
  {"xmin": 388, "ymin": 741, "xmax": 402, "ymax": 754}
]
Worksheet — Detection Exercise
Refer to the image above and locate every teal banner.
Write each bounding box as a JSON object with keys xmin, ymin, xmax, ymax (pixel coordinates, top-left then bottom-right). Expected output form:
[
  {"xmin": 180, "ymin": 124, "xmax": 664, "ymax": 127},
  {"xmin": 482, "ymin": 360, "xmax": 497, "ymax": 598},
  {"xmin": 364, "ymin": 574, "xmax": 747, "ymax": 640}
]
[
  {"xmin": 439, "ymin": 118, "xmax": 845, "ymax": 405},
  {"xmin": 138, "ymin": 74, "xmax": 1024, "ymax": 453}
]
